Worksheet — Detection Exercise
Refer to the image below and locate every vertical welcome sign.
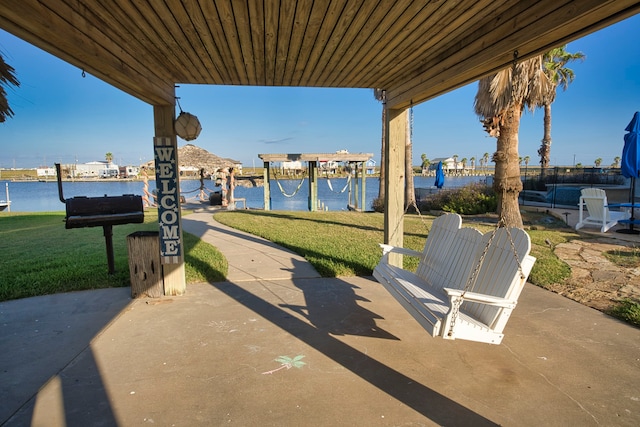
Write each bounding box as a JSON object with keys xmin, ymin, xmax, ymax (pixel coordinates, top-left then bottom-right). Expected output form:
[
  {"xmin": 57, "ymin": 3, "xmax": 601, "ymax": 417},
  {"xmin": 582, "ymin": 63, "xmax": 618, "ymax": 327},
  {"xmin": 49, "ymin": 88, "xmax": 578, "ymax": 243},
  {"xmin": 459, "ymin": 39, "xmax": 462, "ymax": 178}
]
[{"xmin": 153, "ymin": 137, "xmax": 182, "ymax": 264}]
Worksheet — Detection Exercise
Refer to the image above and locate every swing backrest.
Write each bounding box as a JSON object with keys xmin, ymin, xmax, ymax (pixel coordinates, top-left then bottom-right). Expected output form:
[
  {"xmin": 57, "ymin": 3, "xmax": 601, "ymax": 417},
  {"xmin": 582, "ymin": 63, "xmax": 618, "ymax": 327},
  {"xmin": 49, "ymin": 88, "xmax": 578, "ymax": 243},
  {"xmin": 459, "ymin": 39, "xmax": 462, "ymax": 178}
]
[
  {"xmin": 462, "ymin": 227, "xmax": 533, "ymax": 328},
  {"xmin": 437, "ymin": 227, "xmax": 484, "ymax": 291},
  {"xmin": 415, "ymin": 213, "xmax": 462, "ymax": 284}
]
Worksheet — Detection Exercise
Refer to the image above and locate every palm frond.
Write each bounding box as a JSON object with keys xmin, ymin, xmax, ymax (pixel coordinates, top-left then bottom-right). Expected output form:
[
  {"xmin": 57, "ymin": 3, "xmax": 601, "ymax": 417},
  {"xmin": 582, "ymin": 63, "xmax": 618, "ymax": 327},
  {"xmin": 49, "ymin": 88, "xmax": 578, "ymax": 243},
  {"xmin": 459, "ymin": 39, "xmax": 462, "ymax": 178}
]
[{"xmin": 0, "ymin": 54, "xmax": 20, "ymax": 122}]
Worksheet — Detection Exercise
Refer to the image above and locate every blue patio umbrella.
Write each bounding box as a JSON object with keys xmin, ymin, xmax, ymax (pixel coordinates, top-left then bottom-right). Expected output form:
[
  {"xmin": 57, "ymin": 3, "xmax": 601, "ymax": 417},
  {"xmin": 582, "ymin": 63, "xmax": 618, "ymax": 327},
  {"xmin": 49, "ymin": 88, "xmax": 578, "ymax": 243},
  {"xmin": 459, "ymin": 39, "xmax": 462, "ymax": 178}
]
[
  {"xmin": 619, "ymin": 111, "xmax": 640, "ymax": 234},
  {"xmin": 434, "ymin": 161, "xmax": 445, "ymax": 189}
]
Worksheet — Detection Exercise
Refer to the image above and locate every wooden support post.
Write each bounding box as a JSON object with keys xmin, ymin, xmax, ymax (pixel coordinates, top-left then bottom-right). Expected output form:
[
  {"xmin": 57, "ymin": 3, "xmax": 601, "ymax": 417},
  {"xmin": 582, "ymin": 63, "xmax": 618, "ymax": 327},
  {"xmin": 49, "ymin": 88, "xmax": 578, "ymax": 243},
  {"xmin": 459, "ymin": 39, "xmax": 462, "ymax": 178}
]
[
  {"xmin": 309, "ymin": 161, "xmax": 318, "ymax": 211},
  {"xmin": 263, "ymin": 161, "xmax": 271, "ymax": 210},
  {"xmin": 127, "ymin": 231, "xmax": 163, "ymax": 298},
  {"xmin": 354, "ymin": 162, "xmax": 360, "ymax": 211},
  {"xmin": 385, "ymin": 108, "xmax": 407, "ymax": 267},
  {"xmin": 361, "ymin": 161, "xmax": 367, "ymax": 212},
  {"xmin": 153, "ymin": 103, "xmax": 186, "ymax": 295},
  {"xmin": 348, "ymin": 167, "xmax": 354, "ymax": 207}
]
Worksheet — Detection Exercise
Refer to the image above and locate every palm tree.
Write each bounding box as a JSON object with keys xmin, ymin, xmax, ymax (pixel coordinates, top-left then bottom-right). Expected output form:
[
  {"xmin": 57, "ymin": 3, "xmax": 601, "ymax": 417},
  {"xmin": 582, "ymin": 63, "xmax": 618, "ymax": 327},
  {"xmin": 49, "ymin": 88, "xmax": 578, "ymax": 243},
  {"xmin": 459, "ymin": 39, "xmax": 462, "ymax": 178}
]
[
  {"xmin": 373, "ymin": 89, "xmax": 386, "ymax": 200},
  {"xmin": 482, "ymin": 152, "xmax": 490, "ymax": 175},
  {"xmin": 461, "ymin": 157, "xmax": 467, "ymax": 174},
  {"xmin": 105, "ymin": 152, "xmax": 113, "ymax": 164},
  {"xmin": 420, "ymin": 154, "xmax": 430, "ymax": 174},
  {"xmin": 612, "ymin": 156, "xmax": 621, "ymax": 168},
  {"xmin": 474, "ymin": 55, "xmax": 548, "ymax": 228},
  {"xmin": 470, "ymin": 156, "xmax": 476, "ymax": 172},
  {"xmin": 594, "ymin": 158, "xmax": 602, "ymax": 168},
  {"xmin": 1, "ymin": 54, "xmax": 20, "ymax": 122},
  {"xmin": 538, "ymin": 46, "xmax": 585, "ymax": 178}
]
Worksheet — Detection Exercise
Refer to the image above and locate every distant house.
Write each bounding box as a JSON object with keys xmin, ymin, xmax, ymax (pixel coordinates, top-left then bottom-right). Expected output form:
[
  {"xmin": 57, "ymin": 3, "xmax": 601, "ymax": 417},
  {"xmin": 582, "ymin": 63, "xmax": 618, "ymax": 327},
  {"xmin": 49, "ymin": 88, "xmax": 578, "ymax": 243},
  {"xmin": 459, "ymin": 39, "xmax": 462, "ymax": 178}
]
[
  {"xmin": 281, "ymin": 161, "xmax": 303, "ymax": 175},
  {"xmin": 319, "ymin": 160, "xmax": 339, "ymax": 174},
  {"xmin": 36, "ymin": 167, "xmax": 56, "ymax": 178},
  {"xmin": 428, "ymin": 157, "xmax": 466, "ymax": 174},
  {"xmin": 120, "ymin": 165, "xmax": 140, "ymax": 178},
  {"xmin": 74, "ymin": 161, "xmax": 118, "ymax": 178},
  {"xmin": 179, "ymin": 165, "xmax": 200, "ymax": 177},
  {"xmin": 366, "ymin": 159, "xmax": 377, "ymax": 175}
]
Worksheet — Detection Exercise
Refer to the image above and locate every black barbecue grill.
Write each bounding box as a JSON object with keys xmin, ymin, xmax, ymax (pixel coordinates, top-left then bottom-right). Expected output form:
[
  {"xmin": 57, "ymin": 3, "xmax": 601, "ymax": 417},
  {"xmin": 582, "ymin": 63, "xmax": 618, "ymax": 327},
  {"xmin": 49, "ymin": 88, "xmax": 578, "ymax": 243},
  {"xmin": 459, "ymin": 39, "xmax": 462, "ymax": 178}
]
[{"xmin": 55, "ymin": 163, "xmax": 144, "ymax": 274}]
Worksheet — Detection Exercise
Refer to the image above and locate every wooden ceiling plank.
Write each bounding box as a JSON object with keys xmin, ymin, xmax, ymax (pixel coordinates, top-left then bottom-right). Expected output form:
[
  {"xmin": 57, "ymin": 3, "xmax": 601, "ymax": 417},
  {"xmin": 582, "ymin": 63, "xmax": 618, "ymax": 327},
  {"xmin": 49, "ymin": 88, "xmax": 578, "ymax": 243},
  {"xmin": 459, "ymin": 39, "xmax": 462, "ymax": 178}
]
[
  {"xmin": 274, "ymin": 0, "xmax": 298, "ymax": 86},
  {"xmin": 390, "ymin": 0, "xmax": 556, "ymax": 89},
  {"xmin": 322, "ymin": 0, "xmax": 401, "ymax": 87},
  {"xmin": 290, "ymin": 1, "xmax": 333, "ymax": 86},
  {"xmin": 56, "ymin": 0, "xmax": 184, "ymax": 89},
  {"xmin": 214, "ymin": 0, "xmax": 249, "ymax": 85},
  {"xmin": 0, "ymin": 15, "xmax": 173, "ymax": 105},
  {"xmin": 230, "ymin": 1, "xmax": 258, "ymax": 85},
  {"xmin": 0, "ymin": 0, "xmax": 174, "ymax": 104},
  {"xmin": 181, "ymin": 0, "xmax": 228, "ymax": 83},
  {"xmin": 118, "ymin": 0, "xmax": 203, "ymax": 83},
  {"xmin": 363, "ymin": 0, "xmax": 505, "ymax": 89},
  {"xmin": 280, "ymin": 0, "xmax": 314, "ymax": 85},
  {"xmin": 345, "ymin": 0, "xmax": 477, "ymax": 88},
  {"xmin": 199, "ymin": 0, "xmax": 242, "ymax": 85},
  {"xmin": 93, "ymin": 0, "xmax": 194, "ymax": 83},
  {"xmin": 263, "ymin": 0, "xmax": 280, "ymax": 85},
  {"xmin": 306, "ymin": 0, "xmax": 366, "ymax": 85},
  {"xmin": 386, "ymin": 0, "xmax": 640, "ymax": 109},
  {"xmin": 157, "ymin": 1, "xmax": 215, "ymax": 83},
  {"xmin": 325, "ymin": 0, "xmax": 422, "ymax": 88},
  {"xmin": 298, "ymin": 0, "xmax": 350, "ymax": 86},
  {"xmin": 385, "ymin": 0, "xmax": 577, "ymax": 100},
  {"xmin": 247, "ymin": 0, "xmax": 266, "ymax": 85},
  {"xmin": 313, "ymin": 0, "xmax": 382, "ymax": 86}
]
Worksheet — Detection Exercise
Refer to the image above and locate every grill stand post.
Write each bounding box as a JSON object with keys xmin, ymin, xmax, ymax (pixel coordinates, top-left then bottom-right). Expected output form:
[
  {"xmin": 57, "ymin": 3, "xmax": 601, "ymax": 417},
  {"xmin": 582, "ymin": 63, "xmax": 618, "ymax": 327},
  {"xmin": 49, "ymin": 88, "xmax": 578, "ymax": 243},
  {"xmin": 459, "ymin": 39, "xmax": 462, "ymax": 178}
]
[{"xmin": 103, "ymin": 225, "xmax": 115, "ymax": 275}]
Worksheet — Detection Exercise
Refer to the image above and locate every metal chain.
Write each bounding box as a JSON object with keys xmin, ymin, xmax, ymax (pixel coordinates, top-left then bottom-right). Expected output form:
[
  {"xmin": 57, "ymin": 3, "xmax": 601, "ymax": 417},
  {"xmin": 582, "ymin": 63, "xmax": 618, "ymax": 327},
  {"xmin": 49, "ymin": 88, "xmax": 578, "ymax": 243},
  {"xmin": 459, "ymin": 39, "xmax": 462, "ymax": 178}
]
[
  {"xmin": 447, "ymin": 188, "xmax": 526, "ymax": 337},
  {"xmin": 447, "ymin": 221, "xmax": 501, "ymax": 337}
]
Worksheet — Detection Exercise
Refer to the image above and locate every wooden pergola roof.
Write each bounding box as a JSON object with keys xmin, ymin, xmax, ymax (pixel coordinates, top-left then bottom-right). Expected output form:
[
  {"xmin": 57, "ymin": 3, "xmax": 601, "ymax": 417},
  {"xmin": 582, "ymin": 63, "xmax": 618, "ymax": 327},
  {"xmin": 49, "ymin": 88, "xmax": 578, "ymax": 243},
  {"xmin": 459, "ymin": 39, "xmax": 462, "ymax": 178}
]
[
  {"xmin": 259, "ymin": 153, "xmax": 373, "ymax": 163},
  {"xmin": 1, "ymin": 1, "xmax": 639, "ymax": 109}
]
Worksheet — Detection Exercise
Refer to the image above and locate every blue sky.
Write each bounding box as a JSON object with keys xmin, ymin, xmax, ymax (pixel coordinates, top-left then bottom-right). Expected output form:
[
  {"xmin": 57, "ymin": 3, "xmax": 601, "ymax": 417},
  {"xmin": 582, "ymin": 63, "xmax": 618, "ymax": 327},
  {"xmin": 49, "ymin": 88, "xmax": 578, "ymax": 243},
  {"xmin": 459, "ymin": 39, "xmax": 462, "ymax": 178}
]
[{"xmin": 1, "ymin": 14, "xmax": 639, "ymax": 169}]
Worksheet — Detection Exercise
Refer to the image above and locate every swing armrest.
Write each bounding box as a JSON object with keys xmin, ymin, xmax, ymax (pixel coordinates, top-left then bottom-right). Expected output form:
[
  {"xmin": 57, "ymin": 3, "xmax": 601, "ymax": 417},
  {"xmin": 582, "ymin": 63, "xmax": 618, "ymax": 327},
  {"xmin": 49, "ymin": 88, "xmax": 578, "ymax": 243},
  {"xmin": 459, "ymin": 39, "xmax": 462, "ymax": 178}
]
[
  {"xmin": 379, "ymin": 244, "xmax": 423, "ymax": 258},
  {"xmin": 444, "ymin": 288, "xmax": 517, "ymax": 309}
]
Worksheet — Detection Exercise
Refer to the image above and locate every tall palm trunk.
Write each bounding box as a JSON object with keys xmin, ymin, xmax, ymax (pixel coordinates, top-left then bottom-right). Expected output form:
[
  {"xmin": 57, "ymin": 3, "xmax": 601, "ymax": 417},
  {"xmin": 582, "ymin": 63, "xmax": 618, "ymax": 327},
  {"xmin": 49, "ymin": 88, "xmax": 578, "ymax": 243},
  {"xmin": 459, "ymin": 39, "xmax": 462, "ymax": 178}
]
[
  {"xmin": 493, "ymin": 104, "xmax": 524, "ymax": 228},
  {"xmin": 538, "ymin": 103, "xmax": 552, "ymax": 179}
]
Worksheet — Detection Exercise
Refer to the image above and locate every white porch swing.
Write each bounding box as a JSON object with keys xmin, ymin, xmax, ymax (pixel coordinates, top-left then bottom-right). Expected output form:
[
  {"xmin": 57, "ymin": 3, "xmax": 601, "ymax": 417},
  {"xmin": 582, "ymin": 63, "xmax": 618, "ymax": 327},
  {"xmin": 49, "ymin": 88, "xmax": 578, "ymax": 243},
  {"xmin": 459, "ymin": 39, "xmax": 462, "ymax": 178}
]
[
  {"xmin": 373, "ymin": 92, "xmax": 535, "ymax": 345},
  {"xmin": 373, "ymin": 210, "xmax": 535, "ymax": 345}
]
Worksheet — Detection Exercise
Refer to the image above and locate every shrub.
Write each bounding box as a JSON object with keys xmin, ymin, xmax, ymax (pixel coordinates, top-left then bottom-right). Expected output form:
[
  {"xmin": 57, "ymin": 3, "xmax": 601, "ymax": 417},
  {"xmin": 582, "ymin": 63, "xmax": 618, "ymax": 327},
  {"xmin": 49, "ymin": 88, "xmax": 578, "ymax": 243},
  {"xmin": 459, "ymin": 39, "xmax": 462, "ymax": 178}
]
[
  {"xmin": 419, "ymin": 183, "xmax": 497, "ymax": 215},
  {"xmin": 371, "ymin": 197, "xmax": 385, "ymax": 213}
]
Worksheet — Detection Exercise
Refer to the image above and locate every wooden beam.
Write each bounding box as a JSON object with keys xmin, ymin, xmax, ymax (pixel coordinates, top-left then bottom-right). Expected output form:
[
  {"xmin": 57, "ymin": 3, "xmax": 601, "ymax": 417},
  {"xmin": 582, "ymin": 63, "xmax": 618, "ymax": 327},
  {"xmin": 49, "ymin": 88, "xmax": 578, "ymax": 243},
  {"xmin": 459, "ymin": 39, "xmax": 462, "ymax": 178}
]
[
  {"xmin": 258, "ymin": 153, "xmax": 373, "ymax": 162},
  {"xmin": 153, "ymin": 103, "xmax": 186, "ymax": 296},
  {"xmin": 0, "ymin": 0, "xmax": 174, "ymax": 105},
  {"xmin": 263, "ymin": 162, "xmax": 271, "ymax": 210},
  {"xmin": 384, "ymin": 108, "xmax": 407, "ymax": 268},
  {"xmin": 308, "ymin": 161, "xmax": 318, "ymax": 211},
  {"xmin": 385, "ymin": 0, "xmax": 640, "ymax": 109}
]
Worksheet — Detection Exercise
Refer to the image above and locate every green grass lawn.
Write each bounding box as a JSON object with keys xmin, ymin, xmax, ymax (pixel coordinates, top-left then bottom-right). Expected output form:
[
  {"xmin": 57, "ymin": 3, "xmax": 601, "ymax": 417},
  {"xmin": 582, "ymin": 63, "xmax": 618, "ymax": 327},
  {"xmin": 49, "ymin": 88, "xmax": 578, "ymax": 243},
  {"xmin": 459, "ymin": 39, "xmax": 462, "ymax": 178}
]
[
  {"xmin": 213, "ymin": 209, "xmax": 575, "ymax": 286},
  {"xmin": 3, "ymin": 208, "xmax": 637, "ymax": 328},
  {"xmin": 0, "ymin": 211, "xmax": 226, "ymax": 302}
]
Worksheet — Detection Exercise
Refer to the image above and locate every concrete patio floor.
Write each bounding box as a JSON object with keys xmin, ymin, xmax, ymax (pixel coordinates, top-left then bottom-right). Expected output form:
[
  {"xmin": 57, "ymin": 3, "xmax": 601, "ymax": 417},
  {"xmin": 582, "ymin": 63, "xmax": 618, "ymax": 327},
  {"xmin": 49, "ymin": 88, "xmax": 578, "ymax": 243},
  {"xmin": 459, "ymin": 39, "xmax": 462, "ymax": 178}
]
[{"xmin": 1, "ymin": 211, "xmax": 639, "ymax": 426}]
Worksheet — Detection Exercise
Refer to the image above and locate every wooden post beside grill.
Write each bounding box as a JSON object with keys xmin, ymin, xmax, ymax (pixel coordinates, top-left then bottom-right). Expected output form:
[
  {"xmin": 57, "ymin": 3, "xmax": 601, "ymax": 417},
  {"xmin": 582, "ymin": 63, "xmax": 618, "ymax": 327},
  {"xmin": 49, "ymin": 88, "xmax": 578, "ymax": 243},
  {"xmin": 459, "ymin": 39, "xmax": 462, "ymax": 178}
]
[{"xmin": 55, "ymin": 163, "xmax": 144, "ymax": 274}]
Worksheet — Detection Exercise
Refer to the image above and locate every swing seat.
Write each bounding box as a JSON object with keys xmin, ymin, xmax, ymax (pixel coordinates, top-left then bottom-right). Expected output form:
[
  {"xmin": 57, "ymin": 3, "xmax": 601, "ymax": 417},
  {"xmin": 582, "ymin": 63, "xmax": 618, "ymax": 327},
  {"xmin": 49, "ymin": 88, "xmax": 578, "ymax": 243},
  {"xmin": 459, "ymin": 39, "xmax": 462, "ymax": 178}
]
[{"xmin": 373, "ymin": 213, "xmax": 536, "ymax": 345}]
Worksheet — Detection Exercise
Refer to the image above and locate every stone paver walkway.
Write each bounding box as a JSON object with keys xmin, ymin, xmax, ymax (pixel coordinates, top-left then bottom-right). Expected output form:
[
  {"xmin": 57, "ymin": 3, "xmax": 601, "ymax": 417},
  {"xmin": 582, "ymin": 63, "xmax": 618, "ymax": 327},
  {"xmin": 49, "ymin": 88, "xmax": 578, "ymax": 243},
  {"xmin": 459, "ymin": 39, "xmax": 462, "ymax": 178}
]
[{"xmin": 553, "ymin": 239, "xmax": 640, "ymax": 311}]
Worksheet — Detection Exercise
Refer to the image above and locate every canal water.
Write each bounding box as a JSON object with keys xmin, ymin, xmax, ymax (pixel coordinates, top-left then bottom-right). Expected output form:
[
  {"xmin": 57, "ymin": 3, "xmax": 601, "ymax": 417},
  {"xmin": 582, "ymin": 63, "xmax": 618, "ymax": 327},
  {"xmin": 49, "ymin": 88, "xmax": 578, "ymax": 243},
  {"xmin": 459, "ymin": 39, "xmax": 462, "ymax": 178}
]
[{"xmin": 1, "ymin": 175, "xmax": 487, "ymax": 213}]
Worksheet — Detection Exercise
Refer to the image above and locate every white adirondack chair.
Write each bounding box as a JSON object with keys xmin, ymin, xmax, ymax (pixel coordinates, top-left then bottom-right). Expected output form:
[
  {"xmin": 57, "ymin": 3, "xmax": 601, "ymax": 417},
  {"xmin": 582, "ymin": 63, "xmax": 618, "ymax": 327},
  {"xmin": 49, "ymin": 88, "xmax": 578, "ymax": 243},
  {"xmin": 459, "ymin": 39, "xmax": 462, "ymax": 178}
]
[{"xmin": 575, "ymin": 188, "xmax": 630, "ymax": 233}]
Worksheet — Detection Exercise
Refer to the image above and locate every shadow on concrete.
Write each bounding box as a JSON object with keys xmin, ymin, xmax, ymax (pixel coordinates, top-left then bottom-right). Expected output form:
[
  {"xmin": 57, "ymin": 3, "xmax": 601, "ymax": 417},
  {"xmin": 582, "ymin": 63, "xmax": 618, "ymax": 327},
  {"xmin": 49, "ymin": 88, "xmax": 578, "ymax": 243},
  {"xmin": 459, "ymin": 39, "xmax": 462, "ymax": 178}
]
[
  {"xmin": 211, "ymin": 277, "xmax": 498, "ymax": 426},
  {"xmin": 0, "ymin": 288, "xmax": 130, "ymax": 425},
  {"xmin": 280, "ymin": 259, "xmax": 399, "ymax": 339}
]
